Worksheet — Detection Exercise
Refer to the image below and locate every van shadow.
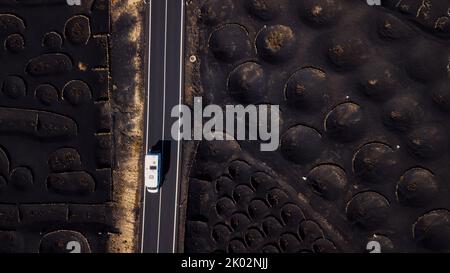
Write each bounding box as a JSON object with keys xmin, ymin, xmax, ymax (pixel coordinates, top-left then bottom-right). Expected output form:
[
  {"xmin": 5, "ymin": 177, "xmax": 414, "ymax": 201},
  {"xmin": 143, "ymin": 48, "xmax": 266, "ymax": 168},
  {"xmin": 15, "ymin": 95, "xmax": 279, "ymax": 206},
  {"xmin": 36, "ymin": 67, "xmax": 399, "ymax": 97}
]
[{"xmin": 150, "ymin": 140, "xmax": 171, "ymax": 187}]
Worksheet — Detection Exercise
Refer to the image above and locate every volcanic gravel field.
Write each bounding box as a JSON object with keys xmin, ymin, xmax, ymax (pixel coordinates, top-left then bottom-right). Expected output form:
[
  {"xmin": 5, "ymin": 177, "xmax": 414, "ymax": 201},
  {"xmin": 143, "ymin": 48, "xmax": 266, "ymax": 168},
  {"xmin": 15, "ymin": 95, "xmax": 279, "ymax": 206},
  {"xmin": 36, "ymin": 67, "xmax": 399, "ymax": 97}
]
[
  {"xmin": 0, "ymin": 0, "xmax": 113, "ymax": 253},
  {"xmin": 183, "ymin": 0, "xmax": 450, "ymax": 253},
  {"xmin": 1, "ymin": 0, "xmax": 450, "ymax": 254}
]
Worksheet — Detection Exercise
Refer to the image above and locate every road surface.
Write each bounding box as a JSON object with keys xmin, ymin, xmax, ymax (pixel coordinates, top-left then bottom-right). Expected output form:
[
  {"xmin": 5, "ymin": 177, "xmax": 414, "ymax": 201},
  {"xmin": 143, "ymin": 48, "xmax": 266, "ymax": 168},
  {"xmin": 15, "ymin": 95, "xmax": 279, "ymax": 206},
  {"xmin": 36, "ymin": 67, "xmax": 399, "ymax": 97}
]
[{"xmin": 140, "ymin": 0, "xmax": 185, "ymax": 253}]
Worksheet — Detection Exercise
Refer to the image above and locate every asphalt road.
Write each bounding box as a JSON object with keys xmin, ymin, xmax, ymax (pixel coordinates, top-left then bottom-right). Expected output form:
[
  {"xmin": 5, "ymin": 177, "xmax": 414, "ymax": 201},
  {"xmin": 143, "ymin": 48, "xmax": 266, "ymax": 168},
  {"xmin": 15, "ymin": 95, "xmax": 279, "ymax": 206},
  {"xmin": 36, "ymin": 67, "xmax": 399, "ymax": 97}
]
[{"xmin": 140, "ymin": 0, "xmax": 184, "ymax": 253}]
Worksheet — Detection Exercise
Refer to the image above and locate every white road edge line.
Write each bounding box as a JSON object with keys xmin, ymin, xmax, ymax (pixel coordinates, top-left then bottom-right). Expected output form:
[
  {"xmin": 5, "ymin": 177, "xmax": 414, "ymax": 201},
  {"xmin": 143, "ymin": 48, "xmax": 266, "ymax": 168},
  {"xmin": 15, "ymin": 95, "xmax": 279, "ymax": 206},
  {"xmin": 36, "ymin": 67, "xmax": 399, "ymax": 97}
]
[
  {"xmin": 141, "ymin": 0, "xmax": 152, "ymax": 253},
  {"xmin": 172, "ymin": 0, "xmax": 184, "ymax": 253},
  {"xmin": 156, "ymin": 0, "xmax": 169, "ymax": 253}
]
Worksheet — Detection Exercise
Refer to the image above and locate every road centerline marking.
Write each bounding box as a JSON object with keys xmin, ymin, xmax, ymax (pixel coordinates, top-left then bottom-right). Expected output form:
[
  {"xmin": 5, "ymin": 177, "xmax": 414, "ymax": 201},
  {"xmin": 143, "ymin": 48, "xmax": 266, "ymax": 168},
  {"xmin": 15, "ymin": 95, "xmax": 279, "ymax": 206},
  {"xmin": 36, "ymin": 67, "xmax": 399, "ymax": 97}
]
[{"xmin": 156, "ymin": 0, "xmax": 169, "ymax": 253}]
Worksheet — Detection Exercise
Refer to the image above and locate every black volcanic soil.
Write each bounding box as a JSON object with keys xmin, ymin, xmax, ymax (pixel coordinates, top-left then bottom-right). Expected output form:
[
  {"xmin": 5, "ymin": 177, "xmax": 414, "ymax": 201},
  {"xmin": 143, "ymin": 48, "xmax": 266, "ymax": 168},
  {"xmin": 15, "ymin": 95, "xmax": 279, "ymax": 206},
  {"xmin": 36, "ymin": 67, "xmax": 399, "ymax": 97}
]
[
  {"xmin": 183, "ymin": 0, "xmax": 450, "ymax": 253},
  {"xmin": 0, "ymin": 0, "xmax": 114, "ymax": 253}
]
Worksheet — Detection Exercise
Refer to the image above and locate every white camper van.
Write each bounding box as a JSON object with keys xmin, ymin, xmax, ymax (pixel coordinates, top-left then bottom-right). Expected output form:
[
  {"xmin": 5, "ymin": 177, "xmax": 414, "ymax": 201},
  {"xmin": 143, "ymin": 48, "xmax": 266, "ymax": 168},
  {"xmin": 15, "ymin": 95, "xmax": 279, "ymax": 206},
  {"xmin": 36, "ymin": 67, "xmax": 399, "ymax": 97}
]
[{"xmin": 144, "ymin": 153, "xmax": 161, "ymax": 193}]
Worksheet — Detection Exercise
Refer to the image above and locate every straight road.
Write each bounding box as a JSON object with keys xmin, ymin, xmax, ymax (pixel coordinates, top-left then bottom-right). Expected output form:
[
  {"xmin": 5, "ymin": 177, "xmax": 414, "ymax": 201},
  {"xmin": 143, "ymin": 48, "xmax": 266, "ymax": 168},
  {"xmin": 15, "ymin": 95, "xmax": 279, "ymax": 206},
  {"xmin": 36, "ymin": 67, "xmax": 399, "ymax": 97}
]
[{"xmin": 140, "ymin": 0, "xmax": 185, "ymax": 253}]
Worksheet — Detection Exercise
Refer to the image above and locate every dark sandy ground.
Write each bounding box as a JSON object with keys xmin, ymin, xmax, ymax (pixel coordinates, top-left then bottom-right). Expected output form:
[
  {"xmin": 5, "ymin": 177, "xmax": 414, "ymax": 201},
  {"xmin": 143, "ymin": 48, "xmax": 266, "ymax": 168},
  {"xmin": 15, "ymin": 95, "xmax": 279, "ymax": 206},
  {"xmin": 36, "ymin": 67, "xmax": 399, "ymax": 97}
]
[{"xmin": 182, "ymin": 0, "xmax": 450, "ymax": 253}]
